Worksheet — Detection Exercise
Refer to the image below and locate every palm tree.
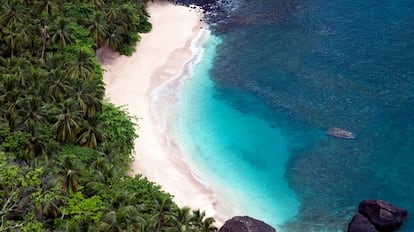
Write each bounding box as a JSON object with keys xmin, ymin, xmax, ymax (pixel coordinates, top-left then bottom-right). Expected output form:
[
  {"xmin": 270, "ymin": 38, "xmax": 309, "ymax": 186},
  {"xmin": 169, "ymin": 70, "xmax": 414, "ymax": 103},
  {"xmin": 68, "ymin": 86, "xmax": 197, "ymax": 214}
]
[
  {"xmin": 16, "ymin": 96, "xmax": 46, "ymax": 132},
  {"xmin": 2, "ymin": 57, "xmax": 31, "ymax": 87},
  {"xmin": 191, "ymin": 210, "xmax": 217, "ymax": 232},
  {"xmin": 52, "ymin": 113, "xmax": 80, "ymax": 143},
  {"xmin": 169, "ymin": 207, "xmax": 193, "ymax": 232},
  {"xmin": 100, "ymin": 191, "xmax": 146, "ymax": 232},
  {"xmin": 105, "ymin": 5, "xmax": 124, "ymax": 26},
  {"xmin": 71, "ymin": 78, "xmax": 103, "ymax": 117},
  {"xmin": 26, "ymin": 67, "xmax": 49, "ymax": 101},
  {"xmin": 96, "ymin": 141, "xmax": 130, "ymax": 178},
  {"xmin": 34, "ymin": 190, "xmax": 62, "ymax": 220},
  {"xmin": 34, "ymin": 0, "xmax": 60, "ymax": 17},
  {"xmin": 76, "ymin": 117, "xmax": 104, "ymax": 148},
  {"xmin": 0, "ymin": 75, "xmax": 17, "ymax": 107},
  {"xmin": 49, "ymin": 77, "xmax": 70, "ymax": 99},
  {"xmin": 150, "ymin": 197, "xmax": 175, "ymax": 231},
  {"xmin": 0, "ymin": 74, "xmax": 25, "ymax": 131},
  {"xmin": 49, "ymin": 77, "xmax": 71, "ymax": 102},
  {"xmin": 51, "ymin": 99, "xmax": 82, "ymax": 143},
  {"xmin": 41, "ymin": 52, "xmax": 65, "ymax": 72},
  {"xmin": 66, "ymin": 49, "xmax": 97, "ymax": 79},
  {"xmin": 83, "ymin": 156, "xmax": 109, "ymax": 196},
  {"xmin": 200, "ymin": 217, "xmax": 217, "ymax": 232},
  {"xmin": 42, "ymin": 54, "xmax": 70, "ymax": 101},
  {"xmin": 105, "ymin": 27, "xmax": 124, "ymax": 51},
  {"xmin": 87, "ymin": 12, "xmax": 109, "ymax": 46},
  {"xmin": 104, "ymin": 3, "xmax": 130, "ymax": 50},
  {"xmin": 56, "ymin": 154, "xmax": 83, "ymax": 193},
  {"xmin": 2, "ymin": 22, "xmax": 30, "ymax": 57},
  {"xmin": 0, "ymin": 0, "xmax": 27, "ymax": 26},
  {"xmin": 83, "ymin": 0, "xmax": 106, "ymax": 10},
  {"xmin": 25, "ymin": 126, "xmax": 54, "ymax": 160},
  {"xmin": 50, "ymin": 17, "xmax": 76, "ymax": 48}
]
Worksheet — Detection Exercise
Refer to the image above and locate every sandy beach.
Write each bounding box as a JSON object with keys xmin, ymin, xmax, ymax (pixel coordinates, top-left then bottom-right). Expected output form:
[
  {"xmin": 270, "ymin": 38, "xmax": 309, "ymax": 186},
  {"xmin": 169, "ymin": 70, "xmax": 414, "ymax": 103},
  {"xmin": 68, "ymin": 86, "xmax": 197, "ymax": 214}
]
[{"xmin": 99, "ymin": 1, "xmax": 226, "ymax": 224}]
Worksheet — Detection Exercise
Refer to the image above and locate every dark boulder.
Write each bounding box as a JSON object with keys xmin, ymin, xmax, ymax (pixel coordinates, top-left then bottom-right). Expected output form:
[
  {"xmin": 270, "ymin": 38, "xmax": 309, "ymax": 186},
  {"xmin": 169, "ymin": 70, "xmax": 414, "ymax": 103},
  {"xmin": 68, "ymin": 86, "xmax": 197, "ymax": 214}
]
[
  {"xmin": 347, "ymin": 213, "xmax": 378, "ymax": 232},
  {"xmin": 359, "ymin": 200, "xmax": 408, "ymax": 231},
  {"xmin": 219, "ymin": 216, "xmax": 276, "ymax": 232}
]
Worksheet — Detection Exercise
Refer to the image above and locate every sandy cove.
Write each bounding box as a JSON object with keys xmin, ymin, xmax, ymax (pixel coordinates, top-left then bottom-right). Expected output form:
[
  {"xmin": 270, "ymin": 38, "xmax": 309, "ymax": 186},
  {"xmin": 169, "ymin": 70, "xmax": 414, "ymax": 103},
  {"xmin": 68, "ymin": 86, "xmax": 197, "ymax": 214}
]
[{"xmin": 98, "ymin": 1, "xmax": 228, "ymax": 225}]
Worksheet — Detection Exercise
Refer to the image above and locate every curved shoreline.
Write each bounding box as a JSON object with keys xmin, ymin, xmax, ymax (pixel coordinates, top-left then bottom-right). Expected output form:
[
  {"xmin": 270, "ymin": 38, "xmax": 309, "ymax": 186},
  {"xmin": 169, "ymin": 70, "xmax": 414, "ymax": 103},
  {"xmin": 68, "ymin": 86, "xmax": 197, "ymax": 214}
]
[{"xmin": 99, "ymin": 1, "xmax": 228, "ymax": 225}]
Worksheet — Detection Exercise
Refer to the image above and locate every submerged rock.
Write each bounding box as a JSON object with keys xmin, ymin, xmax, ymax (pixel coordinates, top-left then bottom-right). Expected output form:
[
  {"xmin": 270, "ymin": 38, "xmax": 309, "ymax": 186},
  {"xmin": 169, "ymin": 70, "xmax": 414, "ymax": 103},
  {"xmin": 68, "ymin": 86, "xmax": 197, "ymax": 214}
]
[
  {"xmin": 358, "ymin": 200, "xmax": 408, "ymax": 231},
  {"xmin": 348, "ymin": 200, "xmax": 408, "ymax": 232},
  {"xmin": 219, "ymin": 216, "xmax": 276, "ymax": 232},
  {"xmin": 348, "ymin": 213, "xmax": 378, "ymax": 232}
]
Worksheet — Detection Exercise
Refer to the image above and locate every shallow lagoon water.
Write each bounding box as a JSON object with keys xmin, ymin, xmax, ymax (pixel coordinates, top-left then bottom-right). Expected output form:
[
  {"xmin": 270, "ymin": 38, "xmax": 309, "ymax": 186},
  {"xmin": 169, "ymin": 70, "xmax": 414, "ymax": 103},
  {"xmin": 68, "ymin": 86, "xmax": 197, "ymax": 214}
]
[{"xmin": 170, "ymin": 34, "xmax": 302, "ymax": 228}]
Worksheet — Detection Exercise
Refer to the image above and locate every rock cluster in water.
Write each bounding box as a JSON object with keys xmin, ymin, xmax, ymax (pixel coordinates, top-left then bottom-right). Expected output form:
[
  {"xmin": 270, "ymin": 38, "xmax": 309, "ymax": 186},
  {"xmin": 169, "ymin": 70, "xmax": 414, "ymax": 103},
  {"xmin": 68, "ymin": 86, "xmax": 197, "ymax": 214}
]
[
  {"xmin": 169, "ymin": 0, "xmax": 237, "ymax": 26},
  {"xmin": 219, "ymin": 216, "xmax": 276, "ymax": 232},
  {"xmin": 348, "ymin": 200, "xmax": 408, "ymax": 232}
]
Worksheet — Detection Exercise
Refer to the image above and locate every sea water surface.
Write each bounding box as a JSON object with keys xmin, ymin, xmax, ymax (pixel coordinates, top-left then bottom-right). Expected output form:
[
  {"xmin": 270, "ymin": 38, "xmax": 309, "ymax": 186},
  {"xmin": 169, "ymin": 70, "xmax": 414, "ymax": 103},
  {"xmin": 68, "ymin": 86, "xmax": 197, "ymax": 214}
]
[{"xmin": 167, "ymin": 0, "xmax": 414, "ymax": 231}]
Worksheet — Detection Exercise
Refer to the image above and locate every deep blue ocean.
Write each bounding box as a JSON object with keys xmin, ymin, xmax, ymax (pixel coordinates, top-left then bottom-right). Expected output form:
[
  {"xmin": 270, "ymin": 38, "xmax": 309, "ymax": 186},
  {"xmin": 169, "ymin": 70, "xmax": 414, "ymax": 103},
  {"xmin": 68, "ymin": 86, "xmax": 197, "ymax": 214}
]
[{"xmin": 169, "ymin": 0, "xmax": 414, "ymax": 231}]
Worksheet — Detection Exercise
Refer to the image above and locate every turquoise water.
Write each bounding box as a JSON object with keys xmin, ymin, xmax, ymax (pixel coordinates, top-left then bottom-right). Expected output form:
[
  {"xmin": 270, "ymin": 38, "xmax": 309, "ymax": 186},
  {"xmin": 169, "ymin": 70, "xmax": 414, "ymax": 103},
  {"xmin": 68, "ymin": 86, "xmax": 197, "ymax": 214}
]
[
  {"xmin": 171, "ymin": 34, "xmax": 303, "ymax": 228},
  {"xmin": 169, "ymin": 0, "xmax": 414, "ymax": 231}
]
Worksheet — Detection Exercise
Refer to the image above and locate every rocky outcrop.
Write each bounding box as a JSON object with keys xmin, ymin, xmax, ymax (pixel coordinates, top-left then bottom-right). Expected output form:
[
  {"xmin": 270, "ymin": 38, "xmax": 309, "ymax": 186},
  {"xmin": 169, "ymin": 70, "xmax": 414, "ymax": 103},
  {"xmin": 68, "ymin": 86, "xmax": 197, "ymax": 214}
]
[
  {"xmin": 348, "ymin": 213, "xmax": 378, "ymax": 232},
  {"xmin": 170, "ymin": 0, "xmax": 236, "ymax": 25},
  {"xmin": 347, "ymin": 200, "xmax": 408, "ymax": 232},
  {"xmin": 359, "ymin": 200, "xmax": 408, "ymax": 231},
  {"xmin": 219, "ymin": 216, "xmax": 276, "ymax": 232}
]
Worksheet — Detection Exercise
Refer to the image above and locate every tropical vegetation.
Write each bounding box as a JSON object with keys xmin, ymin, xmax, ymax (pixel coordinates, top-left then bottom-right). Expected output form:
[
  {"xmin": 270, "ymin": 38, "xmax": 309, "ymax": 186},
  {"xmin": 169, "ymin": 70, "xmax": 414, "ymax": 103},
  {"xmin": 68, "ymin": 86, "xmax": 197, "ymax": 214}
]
[{"xmin": 0, "ymin": 0, "xmax": 217, "ymax": 231}]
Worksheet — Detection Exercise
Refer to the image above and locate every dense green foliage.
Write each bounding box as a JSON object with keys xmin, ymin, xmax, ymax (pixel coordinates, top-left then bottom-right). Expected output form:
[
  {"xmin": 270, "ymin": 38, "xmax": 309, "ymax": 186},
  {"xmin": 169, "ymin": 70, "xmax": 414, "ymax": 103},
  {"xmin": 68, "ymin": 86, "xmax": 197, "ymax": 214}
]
[{"xmin": 0, "ymin": 0, "xmax": 217, "ymax": 231}]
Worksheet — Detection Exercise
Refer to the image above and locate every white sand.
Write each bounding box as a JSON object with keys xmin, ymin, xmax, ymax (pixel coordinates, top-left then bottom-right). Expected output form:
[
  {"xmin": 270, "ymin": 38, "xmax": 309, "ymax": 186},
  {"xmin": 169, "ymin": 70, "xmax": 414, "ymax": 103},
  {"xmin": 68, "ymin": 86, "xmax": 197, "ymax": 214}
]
[{"xmin": 99, "ymin": 1, "xmax": 228, "ymax": 225}]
